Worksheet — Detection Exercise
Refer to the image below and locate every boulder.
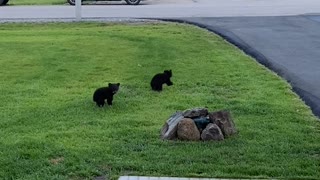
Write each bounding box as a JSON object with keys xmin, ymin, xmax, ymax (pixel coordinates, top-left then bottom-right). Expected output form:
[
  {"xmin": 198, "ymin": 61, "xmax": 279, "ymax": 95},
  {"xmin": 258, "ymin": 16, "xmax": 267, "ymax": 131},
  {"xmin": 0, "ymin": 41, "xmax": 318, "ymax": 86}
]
[
  {"xmin": 201, "ymin": 123, "xmax": 224, "ymax": 141},
  {"xmin": 193, "ymin": 116, "xmax": 211, "ymax": 132},
  {"xmin": 160, "ymin": 112, "xmax": 185, "ymax": 140},
  {"xmin": 183, "ymin": 107, "xmax": 208, "ymax": 118},
  {"xmin": 177, "ymin": 118, "xmax": 201, "ymax": 141},
  {"xmin": 208, "ymin": 110, "xmax": 237, "ymax": 137}
]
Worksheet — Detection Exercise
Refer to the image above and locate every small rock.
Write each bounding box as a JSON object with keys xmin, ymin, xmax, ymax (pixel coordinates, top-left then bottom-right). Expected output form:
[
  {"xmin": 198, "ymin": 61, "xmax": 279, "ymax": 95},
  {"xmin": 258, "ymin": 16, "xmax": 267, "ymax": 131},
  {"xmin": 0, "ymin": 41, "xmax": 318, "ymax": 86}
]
[
  {"xmin": 183, "ymin": 107, "xmax": 208, "ymax": 118},
  {"xmin": 201, "ymin": 123, "xmax": 224, "ymax": 141},
  {"xmin": 208, "ymin": 110, "xmax": 237, "ymax": 137},
  {"xmin": 177, "ymin": 118, "xmax": 201, "ymax": 141},
  {"xmin": 193, "ymin": 116, "xmax": 211, "ymax": 132},
  {"xmin": 160, "ymin": 112, "xmax": 185, "ymax": 140}
]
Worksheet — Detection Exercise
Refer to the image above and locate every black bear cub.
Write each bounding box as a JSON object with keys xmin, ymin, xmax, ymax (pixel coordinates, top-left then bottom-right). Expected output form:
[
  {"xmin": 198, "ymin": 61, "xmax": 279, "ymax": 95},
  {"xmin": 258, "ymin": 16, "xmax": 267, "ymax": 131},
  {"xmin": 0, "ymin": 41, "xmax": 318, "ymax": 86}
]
[
  {"xmin": 150, "ymin": 70, "xmax": 173, "ymax": 91},
  {"xmin": 93, "ymin": 83, "xmax": 120, "ymax": 107}
]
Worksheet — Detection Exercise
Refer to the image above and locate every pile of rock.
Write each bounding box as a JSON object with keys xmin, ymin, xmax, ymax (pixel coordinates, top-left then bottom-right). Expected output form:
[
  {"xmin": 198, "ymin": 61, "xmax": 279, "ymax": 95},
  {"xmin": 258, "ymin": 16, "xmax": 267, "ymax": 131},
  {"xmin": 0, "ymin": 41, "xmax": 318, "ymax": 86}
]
[{"xmin": 160, "ymin": 108, "xmax": 237, "ymax": 141}]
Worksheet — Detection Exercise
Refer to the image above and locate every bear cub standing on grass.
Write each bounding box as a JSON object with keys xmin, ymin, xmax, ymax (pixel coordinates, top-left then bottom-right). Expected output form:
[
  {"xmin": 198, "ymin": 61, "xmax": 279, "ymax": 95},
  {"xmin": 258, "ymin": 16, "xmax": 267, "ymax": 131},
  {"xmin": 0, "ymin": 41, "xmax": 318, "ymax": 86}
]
[
  {"xmin": 93, "ymin": 83, "xmax": 120, "ymax": 107},
  {"xmin": 150, "ymin": 70, "xmax": 173, "ymax": 91}
]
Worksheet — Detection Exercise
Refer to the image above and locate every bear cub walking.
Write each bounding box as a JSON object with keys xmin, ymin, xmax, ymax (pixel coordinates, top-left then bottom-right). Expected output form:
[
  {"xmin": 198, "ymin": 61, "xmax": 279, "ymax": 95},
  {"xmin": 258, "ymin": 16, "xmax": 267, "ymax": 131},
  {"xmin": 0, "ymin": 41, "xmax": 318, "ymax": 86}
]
[
  {"xmin": 93, "ymin": 83, "xmax": 120, "ymax": 107},
  {"xmin": 150, "ymin": 70, "xmax": 173, "ymax": 91}
]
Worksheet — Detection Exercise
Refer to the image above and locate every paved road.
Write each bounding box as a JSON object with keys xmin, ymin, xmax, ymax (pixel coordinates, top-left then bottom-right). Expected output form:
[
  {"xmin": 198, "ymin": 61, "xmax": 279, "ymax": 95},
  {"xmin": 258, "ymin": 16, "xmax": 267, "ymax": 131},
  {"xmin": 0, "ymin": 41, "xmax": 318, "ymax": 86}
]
[
  {"xmin": 174, "ymin": 15, "xmax": 320, "ymax": 117},
  {"xmin": 1, "ymin": 0, "xmax": 320, "ymax": 117},
  {"xmin": 1, "ymin": 0, "xmax": 320, "ymax": 19}
]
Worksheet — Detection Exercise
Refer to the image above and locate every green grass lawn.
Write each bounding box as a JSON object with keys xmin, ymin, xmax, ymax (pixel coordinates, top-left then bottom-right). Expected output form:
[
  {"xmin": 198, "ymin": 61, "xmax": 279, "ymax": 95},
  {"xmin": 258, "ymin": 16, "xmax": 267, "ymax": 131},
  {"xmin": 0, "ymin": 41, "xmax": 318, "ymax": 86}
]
[
  {"xmin": 0, "ymin": 22, "xmax": 319, "ymax": 180},
  {"xmin": 8, "ymin": 0, "xmax": 66, "ymax": 5},
  {"xmin": 7, "ymin": 0, "xmax": 123, "ymax": 5},
  {"xmin": 7, "ymin": 0, "xmax": 127, "ymax": 5}
]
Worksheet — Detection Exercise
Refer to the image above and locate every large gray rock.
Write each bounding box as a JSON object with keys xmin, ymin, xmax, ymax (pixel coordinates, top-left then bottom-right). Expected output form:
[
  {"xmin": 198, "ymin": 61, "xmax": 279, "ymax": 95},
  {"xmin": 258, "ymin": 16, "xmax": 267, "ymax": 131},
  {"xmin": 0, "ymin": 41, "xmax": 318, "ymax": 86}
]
[
  {"xmin": 201, "ymin": 123, "xmax": 224, "ymax": 141},
  {"xmin": 182, "ymin": 107, "xmax": 208, "ymax": 118},
  {"xmin": 177, "ymin": 118, "xmax": 201, "ymax": 141},
  {"xmin": 208, "ymin": 110, "xmax": 237, "ymax": 137},
  {"xmin": 160, "ymin": 112, "xmax": 184, "ymax": 140}
]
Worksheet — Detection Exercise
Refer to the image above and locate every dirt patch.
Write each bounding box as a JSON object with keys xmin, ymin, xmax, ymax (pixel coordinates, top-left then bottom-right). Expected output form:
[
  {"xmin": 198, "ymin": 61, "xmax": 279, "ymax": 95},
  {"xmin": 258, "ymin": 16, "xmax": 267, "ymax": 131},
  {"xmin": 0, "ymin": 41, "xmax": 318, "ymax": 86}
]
[{"xmin": 49, "ymin": 157, "xmax": 64, "ymax": 165}]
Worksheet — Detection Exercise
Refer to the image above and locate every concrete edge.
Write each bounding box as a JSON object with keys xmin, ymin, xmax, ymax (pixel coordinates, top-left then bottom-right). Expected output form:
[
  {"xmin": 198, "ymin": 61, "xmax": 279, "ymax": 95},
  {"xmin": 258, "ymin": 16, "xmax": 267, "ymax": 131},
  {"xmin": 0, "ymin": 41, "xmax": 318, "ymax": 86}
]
[{"xmin": 119, "ymin": 176, "xmax": 270, "ymax": 180}]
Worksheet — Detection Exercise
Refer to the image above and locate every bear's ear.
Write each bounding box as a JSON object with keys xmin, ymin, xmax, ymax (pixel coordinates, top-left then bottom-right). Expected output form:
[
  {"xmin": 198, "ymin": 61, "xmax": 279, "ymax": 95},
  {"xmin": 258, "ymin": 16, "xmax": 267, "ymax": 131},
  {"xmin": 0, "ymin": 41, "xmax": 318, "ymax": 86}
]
[
  {"xmin": 108, "ymin": 83, "xmax": 112, "ymax": 87},
  {"xmin": 169, "ymin": 70, "xmax": 172, "ymax": 72},
  {"xmin": 117, "ymin": 83, "xmax": 120, "ymax": 86}
]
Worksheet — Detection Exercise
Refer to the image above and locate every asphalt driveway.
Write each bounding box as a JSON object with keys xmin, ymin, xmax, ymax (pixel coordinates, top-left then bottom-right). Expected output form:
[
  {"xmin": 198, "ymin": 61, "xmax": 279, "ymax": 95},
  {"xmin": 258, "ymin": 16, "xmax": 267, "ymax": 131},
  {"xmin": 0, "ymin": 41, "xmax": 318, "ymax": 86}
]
[{"xmin": 173, "ymin": 15, "xmax": 320, "ymax": 117}]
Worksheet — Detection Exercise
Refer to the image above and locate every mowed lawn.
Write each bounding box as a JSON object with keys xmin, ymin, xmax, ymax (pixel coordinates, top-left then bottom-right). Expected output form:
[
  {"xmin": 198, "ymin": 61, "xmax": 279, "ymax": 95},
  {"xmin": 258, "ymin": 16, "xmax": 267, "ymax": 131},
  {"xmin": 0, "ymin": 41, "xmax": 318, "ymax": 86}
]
[
  {"xmin": 8, "ymin": 0, "xmax": 66, "ymax": 5},
  {"xmin": 7, "ymin": 0, "xmax": 124, "ymax": 5},
  {"xmin": 6, "ymin": 0, "xmax": 125, "ymax": 5},
  {"xmin": 0, "ymin": 22, "xmax": 319, "ymax": 179}
]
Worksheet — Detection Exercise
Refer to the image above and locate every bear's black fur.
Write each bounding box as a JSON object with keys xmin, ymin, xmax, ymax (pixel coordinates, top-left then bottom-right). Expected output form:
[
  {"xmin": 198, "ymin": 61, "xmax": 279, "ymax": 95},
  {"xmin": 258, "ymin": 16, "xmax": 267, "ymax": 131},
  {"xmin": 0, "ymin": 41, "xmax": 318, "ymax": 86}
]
[
  {"xmin": 93, "ymin": 83, "xmax": 120, "ymax": 107},
  {"xmin": 150, "ymin": 70, "xmax": 173, "ymax": 91}
]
